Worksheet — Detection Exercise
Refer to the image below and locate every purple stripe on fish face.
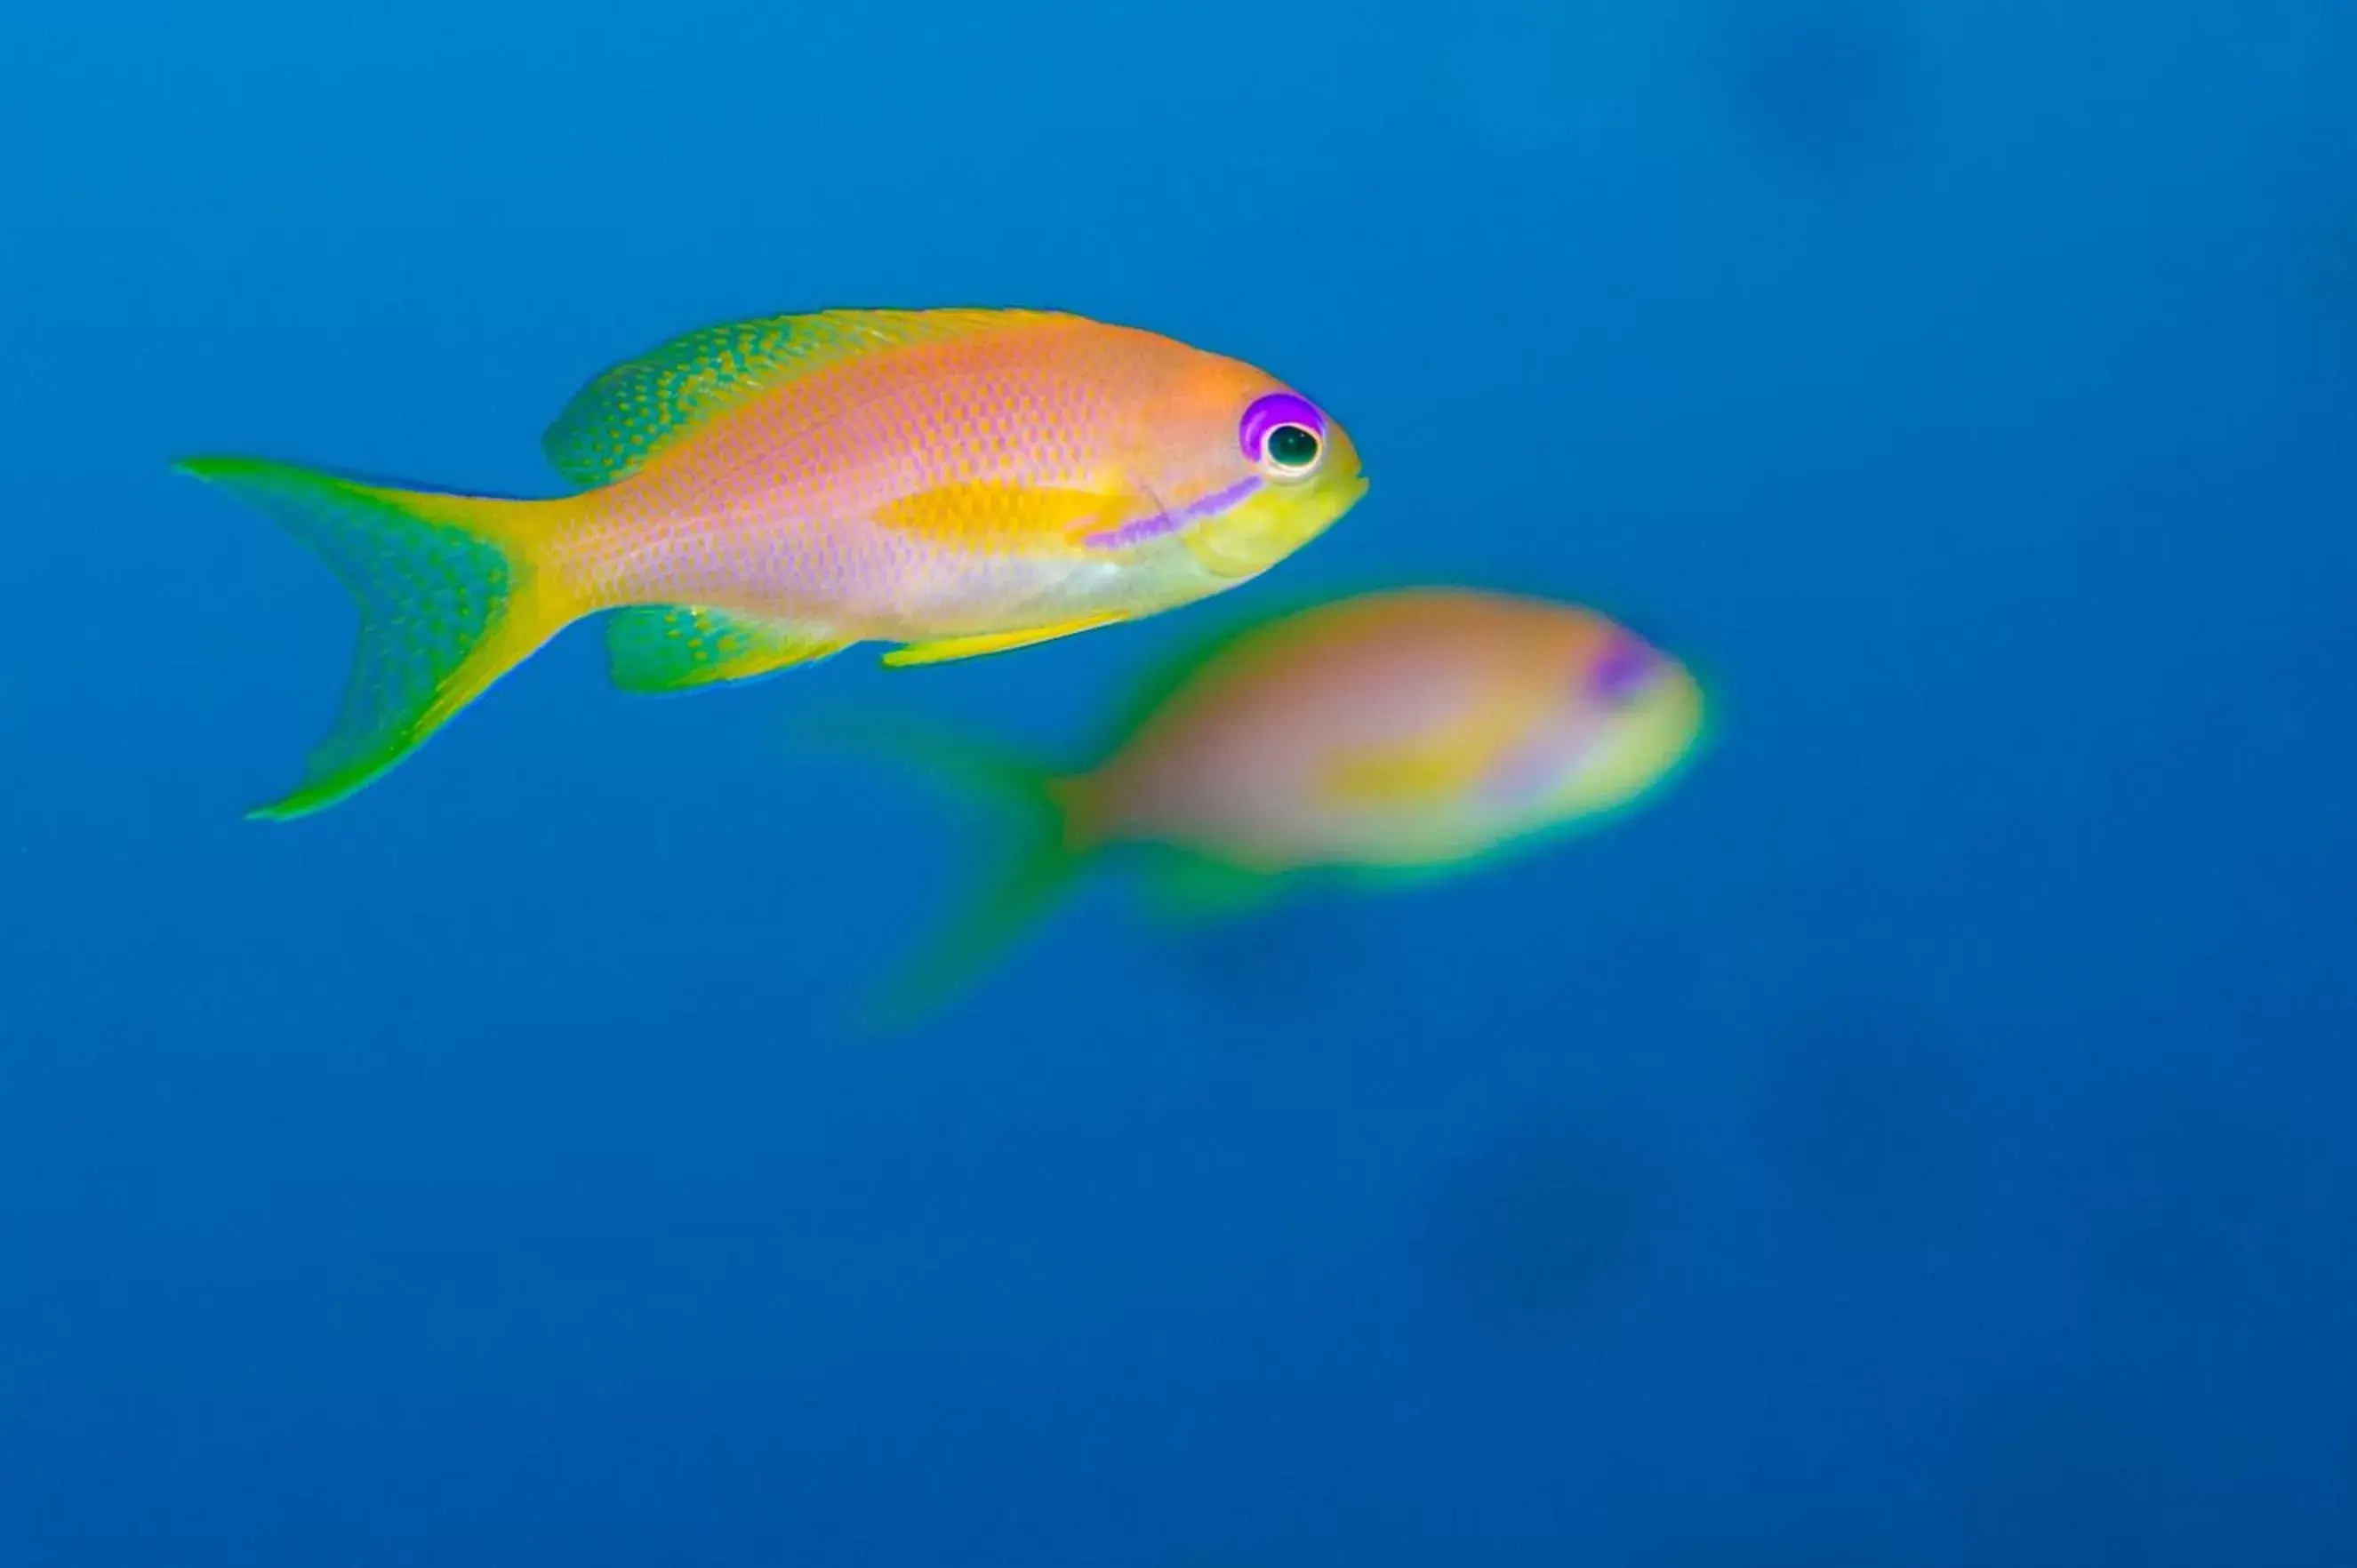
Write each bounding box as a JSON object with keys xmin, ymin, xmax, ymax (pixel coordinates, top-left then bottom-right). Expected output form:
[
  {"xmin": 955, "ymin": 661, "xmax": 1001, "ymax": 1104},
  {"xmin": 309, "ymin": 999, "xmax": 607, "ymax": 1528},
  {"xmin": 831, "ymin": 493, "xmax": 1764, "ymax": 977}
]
[
  {"xmin": 1239, "ymin": 392, "xmax": 1326, "ymax": 462},
  {"xmin": 1586, "ymin": 636, "xmax": 1658, "ymax": 707},
  {"xmin": 1084, "ymin": 476, "xmax": 1263, "ymax": 549}
]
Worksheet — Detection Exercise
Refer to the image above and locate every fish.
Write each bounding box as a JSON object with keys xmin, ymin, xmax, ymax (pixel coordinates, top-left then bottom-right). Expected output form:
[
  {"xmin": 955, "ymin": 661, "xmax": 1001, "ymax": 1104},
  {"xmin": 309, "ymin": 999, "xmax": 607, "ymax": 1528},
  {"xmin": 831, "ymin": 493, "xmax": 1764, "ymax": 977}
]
[
  {"xmin": 840, "ymin": 586, "xmax": 1710, "ymax": 1020},
  {"xmin": 174, "ymin": 307, "xmax": 1368, "ymax": 820}
]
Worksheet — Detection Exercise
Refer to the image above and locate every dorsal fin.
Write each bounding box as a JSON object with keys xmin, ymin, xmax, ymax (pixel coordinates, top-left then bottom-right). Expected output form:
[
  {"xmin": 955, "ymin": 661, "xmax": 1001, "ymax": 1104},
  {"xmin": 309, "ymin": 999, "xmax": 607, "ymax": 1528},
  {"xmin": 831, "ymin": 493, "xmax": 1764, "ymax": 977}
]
[{"xmin": 541, "ymin": 308, "xmax": 1059, "ymax": 488}]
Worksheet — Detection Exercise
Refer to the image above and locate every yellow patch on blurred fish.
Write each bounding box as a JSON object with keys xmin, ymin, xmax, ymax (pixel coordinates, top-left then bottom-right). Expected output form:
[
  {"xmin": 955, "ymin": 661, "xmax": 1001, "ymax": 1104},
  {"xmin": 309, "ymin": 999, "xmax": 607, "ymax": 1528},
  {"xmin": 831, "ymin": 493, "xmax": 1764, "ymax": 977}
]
[{"xmin": 175, "ymin": 308, "xmax": 1367, "ymax": 818}]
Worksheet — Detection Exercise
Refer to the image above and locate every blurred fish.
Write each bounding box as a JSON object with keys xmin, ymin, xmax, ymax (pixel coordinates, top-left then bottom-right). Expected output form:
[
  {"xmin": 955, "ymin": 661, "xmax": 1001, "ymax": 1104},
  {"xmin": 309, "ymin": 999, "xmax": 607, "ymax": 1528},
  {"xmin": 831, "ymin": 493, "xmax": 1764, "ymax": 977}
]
[
  {"xmin": 843, "ymin": 587, "xmax": 1709, "ymax": 1020},
  {"xmin": 176, "ymin": 308, "xmax": 1367, "ymax": 819}
]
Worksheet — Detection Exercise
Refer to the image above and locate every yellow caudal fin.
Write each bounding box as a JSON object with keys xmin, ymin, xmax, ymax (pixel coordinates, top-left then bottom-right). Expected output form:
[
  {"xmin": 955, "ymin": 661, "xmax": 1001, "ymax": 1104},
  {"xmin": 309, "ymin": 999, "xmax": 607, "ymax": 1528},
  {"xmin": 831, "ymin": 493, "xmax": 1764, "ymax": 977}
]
[{"xmin": 174, "ymin": 455, "xmax": 581, "ymax": 820}]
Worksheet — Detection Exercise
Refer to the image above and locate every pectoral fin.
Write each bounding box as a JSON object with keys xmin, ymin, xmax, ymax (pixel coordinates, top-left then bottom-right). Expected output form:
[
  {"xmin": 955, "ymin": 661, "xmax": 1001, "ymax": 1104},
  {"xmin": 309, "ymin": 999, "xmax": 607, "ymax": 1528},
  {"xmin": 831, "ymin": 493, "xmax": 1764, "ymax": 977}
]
[{"xmin": 881, "ymin": 614, "xmax": 1131, "ymax": 668}]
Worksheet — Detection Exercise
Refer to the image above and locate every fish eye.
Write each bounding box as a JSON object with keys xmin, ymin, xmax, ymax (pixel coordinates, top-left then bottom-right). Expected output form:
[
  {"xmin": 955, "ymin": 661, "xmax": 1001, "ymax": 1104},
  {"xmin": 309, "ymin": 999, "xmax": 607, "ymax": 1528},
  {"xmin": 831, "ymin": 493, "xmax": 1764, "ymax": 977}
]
[
  {"xmin": 1239, "ymin": 391, "xmax": 1328, "ymax": 480},
  {"xmin": 1265, "ymin": 422, "xmax": 1321, "ymax": 473}
]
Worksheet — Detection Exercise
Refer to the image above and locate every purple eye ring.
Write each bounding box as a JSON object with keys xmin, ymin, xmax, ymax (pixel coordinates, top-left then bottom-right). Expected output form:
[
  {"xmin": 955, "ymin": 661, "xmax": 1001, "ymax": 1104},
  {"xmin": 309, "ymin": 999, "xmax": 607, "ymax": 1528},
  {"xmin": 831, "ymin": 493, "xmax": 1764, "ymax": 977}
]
[{"xmin": 1239, "ymin": 391, "xmax": 1327, "ymax": 475}]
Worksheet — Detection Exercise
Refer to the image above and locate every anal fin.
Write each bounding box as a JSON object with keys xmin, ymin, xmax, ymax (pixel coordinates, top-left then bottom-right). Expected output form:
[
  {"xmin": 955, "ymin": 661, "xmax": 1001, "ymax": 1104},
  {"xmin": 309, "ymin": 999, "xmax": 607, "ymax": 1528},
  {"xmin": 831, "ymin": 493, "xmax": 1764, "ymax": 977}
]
[
  {"xmin": 607, "ymin": 605, "xmax": 850, "ymax": 694},
  {"xmin": 881, "ymin": 613, "xmax": 1129, "ymax": 668},
  {"xmin": 1143, "ymin": 850, "xmax": 1290, "ymax": 923}
]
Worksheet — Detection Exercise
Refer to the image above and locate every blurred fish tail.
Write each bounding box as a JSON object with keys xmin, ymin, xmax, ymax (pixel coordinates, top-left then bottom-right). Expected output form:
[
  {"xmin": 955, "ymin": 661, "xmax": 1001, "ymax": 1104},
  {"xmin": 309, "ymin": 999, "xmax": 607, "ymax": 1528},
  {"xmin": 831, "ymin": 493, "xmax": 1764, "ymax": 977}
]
[
  {"xmin": 174, "ymin": 454, "xmax": 586, "ymax": 820},
  {"xmin": 815, "ymin": 715, "xmax": 1103, "ymax": 1029}
]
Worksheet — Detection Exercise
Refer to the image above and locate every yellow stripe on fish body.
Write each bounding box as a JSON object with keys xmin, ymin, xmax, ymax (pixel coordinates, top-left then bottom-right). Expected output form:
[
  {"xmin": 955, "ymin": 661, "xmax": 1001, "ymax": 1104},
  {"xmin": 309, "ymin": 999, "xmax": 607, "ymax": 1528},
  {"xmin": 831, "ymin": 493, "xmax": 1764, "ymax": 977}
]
[
  {"xmin": 1315, "ymin": 685, "xmax": 1545, "ymax": 809},
  {"xmin": 870, "ymin": 480, "xmax": 1142, "ymax": 554}
]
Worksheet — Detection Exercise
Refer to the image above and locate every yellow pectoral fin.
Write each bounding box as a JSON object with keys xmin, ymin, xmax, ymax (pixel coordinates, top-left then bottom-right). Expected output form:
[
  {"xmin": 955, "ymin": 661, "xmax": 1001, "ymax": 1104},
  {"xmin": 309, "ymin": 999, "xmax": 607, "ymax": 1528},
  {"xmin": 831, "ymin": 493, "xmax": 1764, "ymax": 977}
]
[
  {"xmin": 874, "ymin": 482, "xmax": 1134, "ymax": 552},
  {"xmin": 882, "ymin": 613, "xmax": 1132, "ymax": 668}
]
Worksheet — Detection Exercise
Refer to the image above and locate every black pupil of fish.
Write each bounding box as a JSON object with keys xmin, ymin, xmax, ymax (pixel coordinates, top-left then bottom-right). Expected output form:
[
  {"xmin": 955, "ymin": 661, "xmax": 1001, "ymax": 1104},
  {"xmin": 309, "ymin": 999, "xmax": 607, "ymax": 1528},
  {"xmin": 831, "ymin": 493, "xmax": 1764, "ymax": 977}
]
[{"xmin": 1267, "ymin": 424, "xmax": 1319, "ymax": 468}]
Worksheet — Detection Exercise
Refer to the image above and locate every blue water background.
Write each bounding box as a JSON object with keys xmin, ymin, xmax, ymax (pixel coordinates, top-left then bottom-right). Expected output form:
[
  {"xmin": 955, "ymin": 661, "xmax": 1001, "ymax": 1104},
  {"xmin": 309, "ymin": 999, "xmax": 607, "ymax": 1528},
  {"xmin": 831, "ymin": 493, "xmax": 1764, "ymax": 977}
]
[{"xmin": 4, "ymin": 2, "xmax": 2356, "ymax": 1563}]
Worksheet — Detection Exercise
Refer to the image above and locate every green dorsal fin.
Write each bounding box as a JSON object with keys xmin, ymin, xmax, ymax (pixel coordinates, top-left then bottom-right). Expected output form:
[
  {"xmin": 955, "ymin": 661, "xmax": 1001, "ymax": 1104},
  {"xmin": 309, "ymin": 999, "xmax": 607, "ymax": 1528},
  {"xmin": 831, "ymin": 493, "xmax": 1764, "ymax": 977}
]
[
  {"xmin": 542, "ymin": 308, "xmax": 1060, "ymax": 487},
  {"xmin": 605, "ymin": 605, "xmax": 850, "ymax": 694}
]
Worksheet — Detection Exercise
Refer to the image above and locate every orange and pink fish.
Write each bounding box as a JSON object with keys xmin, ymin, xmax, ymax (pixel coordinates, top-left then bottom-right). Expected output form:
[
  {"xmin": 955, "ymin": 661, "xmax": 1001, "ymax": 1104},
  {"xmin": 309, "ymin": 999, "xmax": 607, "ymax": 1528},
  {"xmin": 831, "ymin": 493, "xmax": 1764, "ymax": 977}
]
[
  {"xmin": 176, "ymin": 307, "xmax": 1368, "ymax": 820},
  {"xmin": 846, "ymin": 587, "xmax": 1711, "ymax": 1019}
]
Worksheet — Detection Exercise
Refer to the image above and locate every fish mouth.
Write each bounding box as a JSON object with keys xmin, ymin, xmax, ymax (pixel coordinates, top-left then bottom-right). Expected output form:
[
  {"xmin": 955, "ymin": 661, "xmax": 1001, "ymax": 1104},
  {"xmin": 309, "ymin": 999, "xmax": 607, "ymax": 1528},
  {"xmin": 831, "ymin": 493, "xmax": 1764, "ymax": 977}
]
[{"xmin": 1184, "ymin": 471, "xmax": 1367, "ymax": 581}]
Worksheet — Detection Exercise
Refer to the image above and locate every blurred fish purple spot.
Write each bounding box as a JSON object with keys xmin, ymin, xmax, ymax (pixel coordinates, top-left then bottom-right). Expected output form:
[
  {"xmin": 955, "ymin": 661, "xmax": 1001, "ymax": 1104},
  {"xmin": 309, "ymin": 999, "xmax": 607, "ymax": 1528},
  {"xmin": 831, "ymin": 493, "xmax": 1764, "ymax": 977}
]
[{"xmin": 1587, "ymin": 636, "xmax": 1656, "ymax": 704}]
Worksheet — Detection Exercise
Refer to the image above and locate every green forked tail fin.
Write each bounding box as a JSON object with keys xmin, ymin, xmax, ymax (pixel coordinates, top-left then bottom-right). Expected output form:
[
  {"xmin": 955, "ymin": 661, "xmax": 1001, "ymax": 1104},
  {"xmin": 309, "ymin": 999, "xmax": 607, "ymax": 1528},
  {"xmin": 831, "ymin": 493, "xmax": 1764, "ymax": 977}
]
[{"xmin": 174, "ymin": 455, "xmax": 578, "ymax": 820}]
